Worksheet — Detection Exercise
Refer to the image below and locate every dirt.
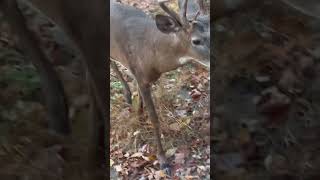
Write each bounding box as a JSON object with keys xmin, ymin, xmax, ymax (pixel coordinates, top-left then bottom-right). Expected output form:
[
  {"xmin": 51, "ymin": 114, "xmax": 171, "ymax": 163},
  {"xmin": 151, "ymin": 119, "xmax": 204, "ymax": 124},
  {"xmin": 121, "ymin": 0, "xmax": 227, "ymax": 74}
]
[
  {"xmin": 213, "ymin": 1, "xmax": 320, "ymax": 179},
  {"xmin": 0, "ymin": 1, "xmax": 103, "ymax": 180}
]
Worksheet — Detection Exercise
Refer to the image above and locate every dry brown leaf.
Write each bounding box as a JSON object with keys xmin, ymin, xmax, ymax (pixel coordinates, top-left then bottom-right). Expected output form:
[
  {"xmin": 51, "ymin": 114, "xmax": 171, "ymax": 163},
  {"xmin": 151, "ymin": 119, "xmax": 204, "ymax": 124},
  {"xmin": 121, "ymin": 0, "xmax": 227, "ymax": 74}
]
[
  {"xmin": 166, "ymin": 147, "xmax": 177, "ymax": 157},
  {"xmin": 110, "ymin": 159, "xmax": 115, "ymax": 167},
  {"xmin": 131, "ymin": 152, "xmax": 143, "ymax": 158},
  {"xmin": 155, "ymin": 170, "xmax": 166, "ymax": 180},
  {"xmin": 175, "ymin": 152, "xmax": 186, "ymax": 165},
  {"xmin": 142, "ymin": 154, "xmax": 156, "ymax": 161},
  {"xmin": 169, "ymin": 122, "xmax": 181, "ymax": 131},
  {"xmin": 114, "ymin": 164, "xmax": 122, "ymax": 172}
]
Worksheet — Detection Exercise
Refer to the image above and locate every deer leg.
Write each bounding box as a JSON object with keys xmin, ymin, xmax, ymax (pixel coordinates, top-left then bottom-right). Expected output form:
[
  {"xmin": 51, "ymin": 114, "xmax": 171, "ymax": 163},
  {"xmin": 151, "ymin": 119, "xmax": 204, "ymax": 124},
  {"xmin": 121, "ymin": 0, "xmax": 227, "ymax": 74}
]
[
  {"xmin": 0, "ymin": 0, "xmax": 71, "ymax": 135},
  {"xmin": 111, "ymin": 61, "xmax": 132, "ymax": 104},
  {"xmin": 137, "ymin": 89, "xmax": 144, "ymax": 115},
  {"xmin": 137, "ymin": 82, "xmax": 171, "ymax": 173}
]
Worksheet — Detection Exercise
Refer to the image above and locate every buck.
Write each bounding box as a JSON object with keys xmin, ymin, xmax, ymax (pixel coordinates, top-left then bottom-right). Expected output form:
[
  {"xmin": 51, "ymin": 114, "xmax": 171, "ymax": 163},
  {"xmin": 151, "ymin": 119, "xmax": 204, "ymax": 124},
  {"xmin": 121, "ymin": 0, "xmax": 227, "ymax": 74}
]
[
  {"xmin": 110, "ymin": 0, "xmax": 210, "ymax": 172},
  {"xmin": 111, "ymin": 0, "xmax": 210, "ymax": 106}
]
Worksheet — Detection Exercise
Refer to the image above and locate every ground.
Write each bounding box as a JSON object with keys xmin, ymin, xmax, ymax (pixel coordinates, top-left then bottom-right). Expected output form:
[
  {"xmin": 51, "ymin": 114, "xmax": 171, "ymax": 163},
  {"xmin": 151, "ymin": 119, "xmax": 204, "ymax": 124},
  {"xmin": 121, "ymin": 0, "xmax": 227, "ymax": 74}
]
[
  {"xmin": 213, "ymin": 1, "xmax": 320, "ymax": 179},
  {"xmin": 0, "ymin": 1, "xmax": 97, "ymax": 179}
]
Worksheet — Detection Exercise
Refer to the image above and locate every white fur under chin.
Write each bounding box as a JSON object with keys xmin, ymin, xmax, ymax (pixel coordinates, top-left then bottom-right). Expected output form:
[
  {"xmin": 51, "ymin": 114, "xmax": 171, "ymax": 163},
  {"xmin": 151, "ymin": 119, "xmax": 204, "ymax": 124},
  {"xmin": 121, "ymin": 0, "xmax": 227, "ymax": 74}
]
[
  {"xmin": 179, "ymin": 56, "xmax": 210, "ymax": 70},
  {"xmin": 179, "ymin": 56, "xmax": 191, "ymax": 65}
]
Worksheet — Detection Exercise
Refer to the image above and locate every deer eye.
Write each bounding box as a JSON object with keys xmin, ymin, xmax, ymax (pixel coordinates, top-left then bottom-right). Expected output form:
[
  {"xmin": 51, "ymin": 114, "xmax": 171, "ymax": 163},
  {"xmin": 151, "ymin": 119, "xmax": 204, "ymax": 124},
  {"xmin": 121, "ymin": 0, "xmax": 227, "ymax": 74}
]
[{"xmin": 192, "ymin": 39, "xmax": 201, "ymax": 45}]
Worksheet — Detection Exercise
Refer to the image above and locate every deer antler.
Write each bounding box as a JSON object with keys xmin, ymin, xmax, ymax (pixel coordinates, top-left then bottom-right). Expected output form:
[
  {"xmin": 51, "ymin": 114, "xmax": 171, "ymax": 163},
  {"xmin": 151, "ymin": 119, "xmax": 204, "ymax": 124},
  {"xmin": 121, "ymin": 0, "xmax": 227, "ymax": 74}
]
[
  {"xmin": 158, "ymin": 0, "xmax": 189, "ymax": 27},
  {"xmin": 193, "ymin": 10, "xmax": 200, "ymax": 21},
  {"xmin": 197, "ymin": 0, "xmax": 207, "ymax": 14},
  {"xmin": 181, "ymin": 0, "xmax": 189, "ymax": 25}
]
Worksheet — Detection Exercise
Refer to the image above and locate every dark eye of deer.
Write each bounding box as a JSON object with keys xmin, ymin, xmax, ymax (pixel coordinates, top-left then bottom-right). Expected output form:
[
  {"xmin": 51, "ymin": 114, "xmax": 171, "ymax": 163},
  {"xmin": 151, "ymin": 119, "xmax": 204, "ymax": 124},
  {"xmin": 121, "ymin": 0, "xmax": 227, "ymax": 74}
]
[{"xmin": 192, "ymin": 39, "xmax": 201, "ymax": 45}]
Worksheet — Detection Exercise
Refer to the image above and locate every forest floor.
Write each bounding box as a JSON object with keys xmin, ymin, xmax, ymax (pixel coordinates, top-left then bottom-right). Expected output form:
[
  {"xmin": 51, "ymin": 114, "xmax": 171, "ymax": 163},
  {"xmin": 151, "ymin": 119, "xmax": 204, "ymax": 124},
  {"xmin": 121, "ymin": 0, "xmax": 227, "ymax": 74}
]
[
  {"xmin": 213, "ymin": 1, "xmax": 320, "ymax": 180},
  {"xmin": 0, "ymin": 1, "xmax": 101, "ymax": 179}
]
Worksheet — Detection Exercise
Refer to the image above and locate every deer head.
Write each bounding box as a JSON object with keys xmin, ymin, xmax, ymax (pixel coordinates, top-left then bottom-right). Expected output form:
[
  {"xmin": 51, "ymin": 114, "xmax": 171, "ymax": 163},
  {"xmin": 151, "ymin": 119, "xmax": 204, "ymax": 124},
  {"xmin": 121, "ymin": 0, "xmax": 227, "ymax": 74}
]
[{"xmin": 155, "ymin": 0, "xmax": 210, "ymax": 69}]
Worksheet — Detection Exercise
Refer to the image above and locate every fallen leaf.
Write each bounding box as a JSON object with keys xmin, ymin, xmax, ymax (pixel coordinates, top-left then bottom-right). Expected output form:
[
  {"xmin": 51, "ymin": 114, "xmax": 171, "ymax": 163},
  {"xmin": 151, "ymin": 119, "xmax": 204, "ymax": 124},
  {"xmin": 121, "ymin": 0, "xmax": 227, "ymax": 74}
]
[
  {"xmin": 153, "ymin": 160, "xmax": 159, "ymax": 166},
  {"xmin": 183, "ymin": 117, "xmax": 191, "ymax": 125},
  {"xmin": 124, "ymin": 152, "xmax": 130, "ymax": 158},
  {"xmin": 114, "ymin": 164, "xmax": 122, "ymax": 172},
  {"xmin": 197, "ymin": 165, "xmax": 206, "ymax": 171},
  {"xmin": 166, "ymin": 147, "xmax": 178, "ymax": 157},
  {"xmin": 185, "ymin": 175, "xmax": 200, "ymax": 179},
  {"xmin": 190, "ymin": 89, "xmax": 202, "ymax": 101},
  {"xmin": 155, "ymin": 170, "xmax": 166, "ymax": 180},
  {"xmin": 131, "ymin": 152, "xmax": 143, "ymax": 158},
  {"xmin": 139, "ymin": 144, "xmax": 150, "ymax": 153},
  {"xmin": 175, "ymin": 109, "xmax": 187, "ymax": 117},
  {"xmin": 142, "ymin": 154, "xmax": 156, "ymax": 161},
  {"xmin": 130, "ymin": 160, "xmax": 148, "ymax": 168},
  {"xmin": 175, "ymin": 153, "xmax": 186, "ymax": 164},
  {"xmin": 169, "ymin": 122, "xmax": 181, "ymax": 131},
  {"xmin": 133, "ymin": 130, "xmax": 140, "ymax": 136}
]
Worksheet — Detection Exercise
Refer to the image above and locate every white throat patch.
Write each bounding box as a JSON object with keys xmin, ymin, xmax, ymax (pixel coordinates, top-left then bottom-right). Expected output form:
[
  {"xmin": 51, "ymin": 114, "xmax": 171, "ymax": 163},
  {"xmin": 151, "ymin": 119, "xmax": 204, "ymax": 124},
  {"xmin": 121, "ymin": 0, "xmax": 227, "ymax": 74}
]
[
  {"xmin": 179, "ymin": 56, "xmax": 210, "ymax": 69},
  {"xmin": 179, "ymin": 56, "xmax": 192, "ymax": 65}
]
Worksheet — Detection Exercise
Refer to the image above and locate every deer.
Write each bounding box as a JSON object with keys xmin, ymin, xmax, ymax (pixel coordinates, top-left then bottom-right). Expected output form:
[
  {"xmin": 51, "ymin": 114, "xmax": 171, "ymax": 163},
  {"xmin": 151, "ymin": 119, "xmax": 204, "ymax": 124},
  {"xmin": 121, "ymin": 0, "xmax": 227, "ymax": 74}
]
[
  {"xmin": 110, "ymin": 0, "xmax": 210, "ymax": 173},
  {"xmin": 0, "ymin": 0, "xmax": 107, "ymax": 175},
  {"xmin": 111, "ymin": 0, "xmax": 210, "ymax": 108}
]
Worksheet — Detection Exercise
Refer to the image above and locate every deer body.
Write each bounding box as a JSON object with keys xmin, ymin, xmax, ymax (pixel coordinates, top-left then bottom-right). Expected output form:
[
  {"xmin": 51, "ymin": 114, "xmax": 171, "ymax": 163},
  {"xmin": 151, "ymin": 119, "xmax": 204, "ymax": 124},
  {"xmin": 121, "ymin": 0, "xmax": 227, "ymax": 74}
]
[
  {"xmin": 111, "ymin": 0, "xmax": 210, "ymax": 96},
  {"xmin": 111, "ymin": 3, "xmax": 205, "ymax": 84}
]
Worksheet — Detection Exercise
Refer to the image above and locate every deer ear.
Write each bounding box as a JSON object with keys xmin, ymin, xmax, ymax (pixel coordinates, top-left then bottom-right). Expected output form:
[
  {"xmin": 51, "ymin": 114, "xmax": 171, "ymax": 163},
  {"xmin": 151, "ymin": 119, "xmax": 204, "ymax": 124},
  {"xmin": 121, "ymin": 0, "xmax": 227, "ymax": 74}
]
[{"xmin": 155, "ymin": 14, "xmax": 182, "ymax": 34}]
